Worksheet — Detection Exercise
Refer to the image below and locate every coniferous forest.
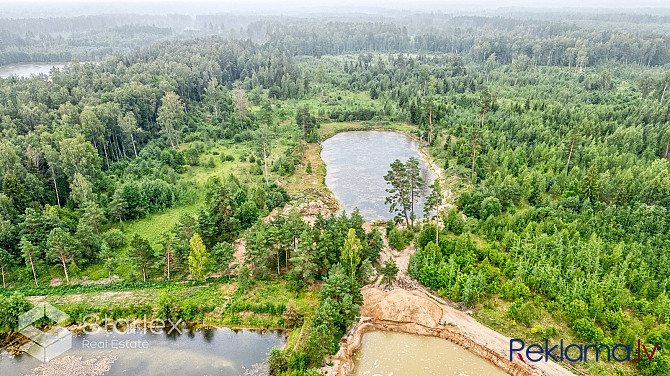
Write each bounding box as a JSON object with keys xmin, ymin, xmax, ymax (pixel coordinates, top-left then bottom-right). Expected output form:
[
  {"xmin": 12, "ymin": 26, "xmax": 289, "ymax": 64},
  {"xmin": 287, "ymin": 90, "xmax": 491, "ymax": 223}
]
[{"xmin": 1, "ymin": 5, "xmax": 670, "ymax": 376}]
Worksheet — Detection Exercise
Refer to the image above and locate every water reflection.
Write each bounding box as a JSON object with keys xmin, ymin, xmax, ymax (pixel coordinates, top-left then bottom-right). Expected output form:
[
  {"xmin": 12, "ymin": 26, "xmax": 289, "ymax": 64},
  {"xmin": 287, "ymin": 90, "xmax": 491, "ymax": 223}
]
[
  {"xmin": 0, "ymin": 63, "xmax": 65, "ymax": 79},
  {"xmin": 321, "ymin": 131, "xmax": 435, "ymax": 221},
  {"xmin": 0, "ymin": 328, "xmax": 285, "ymax": 376}
]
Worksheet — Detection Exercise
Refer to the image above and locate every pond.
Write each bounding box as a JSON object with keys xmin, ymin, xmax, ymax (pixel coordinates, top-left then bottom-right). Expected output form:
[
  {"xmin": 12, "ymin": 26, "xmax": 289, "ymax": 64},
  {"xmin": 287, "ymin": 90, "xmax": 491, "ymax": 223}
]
[
  {"xmin": 320, "ymin": 131, "xmax": 435, "ymax": 221},
  {"xmin": 353, "ymin": 331, "xmax": 507, "ymax": 376},
  {"xmin": 0, "ymin": 327, "xmax": 285, "ymax": 376},
  {"xmin": 0, "ymin": 63, "xmax": 66, "ymax": 79}
]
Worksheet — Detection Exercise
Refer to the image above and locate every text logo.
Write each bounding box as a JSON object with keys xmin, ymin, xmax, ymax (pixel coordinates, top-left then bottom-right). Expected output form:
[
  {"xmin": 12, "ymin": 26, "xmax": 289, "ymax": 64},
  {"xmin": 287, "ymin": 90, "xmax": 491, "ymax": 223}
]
[{"xmin": 510, "ymin": 339, "xmax": 659, "ymax": 363}]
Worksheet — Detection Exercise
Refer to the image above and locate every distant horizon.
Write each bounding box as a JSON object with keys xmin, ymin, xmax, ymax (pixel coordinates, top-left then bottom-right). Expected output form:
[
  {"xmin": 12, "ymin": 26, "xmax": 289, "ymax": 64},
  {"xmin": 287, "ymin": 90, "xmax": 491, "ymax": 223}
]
[{"xmin": 0, "ymin": 0, "xmax": 669, "ymax": 19}]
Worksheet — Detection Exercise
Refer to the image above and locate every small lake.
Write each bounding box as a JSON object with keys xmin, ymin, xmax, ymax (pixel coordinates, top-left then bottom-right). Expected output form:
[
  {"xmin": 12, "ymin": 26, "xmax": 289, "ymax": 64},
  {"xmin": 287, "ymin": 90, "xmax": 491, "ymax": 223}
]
[
  {"xmin": 0, "ymin": 327, "xmax": 285, "ymax": 376},
  {"xmin": 321, "ymin": 131, "xmax": 435, "ymax": 221},
  {"xmin": 353, "ymin": 331, "xmax": 507, "ymax": 376},
  {"xmin": 0, "ymin": 63, "xmax": 66, "ymax": 79}
]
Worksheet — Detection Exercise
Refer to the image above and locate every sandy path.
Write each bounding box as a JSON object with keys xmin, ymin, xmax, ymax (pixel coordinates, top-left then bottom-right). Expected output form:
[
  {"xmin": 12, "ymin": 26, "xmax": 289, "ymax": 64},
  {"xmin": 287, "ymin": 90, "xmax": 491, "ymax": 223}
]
[
  {"xmin": 324, "ymin": 286, "xmax": 576, "ymax": 376},
  {"xmin": 325, "ymin": 222, "xmax": 576, "ymax": 376}
]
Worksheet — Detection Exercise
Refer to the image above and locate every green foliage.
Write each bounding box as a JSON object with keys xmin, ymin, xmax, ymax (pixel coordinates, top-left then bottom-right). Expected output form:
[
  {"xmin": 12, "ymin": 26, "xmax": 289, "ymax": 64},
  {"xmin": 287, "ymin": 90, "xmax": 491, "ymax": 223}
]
[
  {"xmin": 379, "ymin": 259, "xmax": 399, "ymax": 288},
  {"xmin": 268, "ymin": 347, "xmax": 288, "ymax": 374},
  {"xmin": 506, "ymin": 300, "xmax": 536, "ymax": 327},
  {"xmin": 499, "ymin": 280, "xmax": 531, "ymax": 301},
  {"xmin": 340, "ymin": 229, "xmax": 362, "ymax": 282},
  {"xmin": 237, "ymin": 265, "xmax": 251, "ymax": 293},
  {"xmin": 188, "ymin": 233, "xmax": 210, "ymax": 281},
  {"xmin": 480, "ymin": 196, "xmax": 502, "ymax": 219},
  {"xmin": 384, "ymin": 158, "xmax": 424, "ymax": 226},
  {"xmin": 0, "ymin": 292, "xmax": 31, "ymax": 331},
  {"xmin": 127, "ymin": 234, "xmax": 156, "ymax": 282},
  {"xmin": 157, "ymin": 292, "xmax": 182, "ymax": 321},
  {"xmin": 387, "ymin": 227, "xmax": 409, "ymax": 251}
]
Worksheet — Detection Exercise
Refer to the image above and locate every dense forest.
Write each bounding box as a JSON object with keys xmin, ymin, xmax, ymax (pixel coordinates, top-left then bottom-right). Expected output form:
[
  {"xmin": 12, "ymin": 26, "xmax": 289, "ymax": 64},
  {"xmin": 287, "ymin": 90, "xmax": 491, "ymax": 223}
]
[{"xmin": 1, "ymin": 8, "xmax": 670, "ymax": 376}]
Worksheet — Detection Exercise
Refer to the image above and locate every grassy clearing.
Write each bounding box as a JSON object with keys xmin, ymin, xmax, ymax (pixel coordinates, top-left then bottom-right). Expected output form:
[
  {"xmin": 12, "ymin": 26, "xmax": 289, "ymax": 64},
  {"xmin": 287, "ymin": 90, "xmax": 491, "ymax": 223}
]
[
  {"xmin": 27, "ymin": 279, "xmax": 318, "ymax": 330},
  {"xmin": 118, "ymin": 141, "xmax": 257, "ymax": 246}
]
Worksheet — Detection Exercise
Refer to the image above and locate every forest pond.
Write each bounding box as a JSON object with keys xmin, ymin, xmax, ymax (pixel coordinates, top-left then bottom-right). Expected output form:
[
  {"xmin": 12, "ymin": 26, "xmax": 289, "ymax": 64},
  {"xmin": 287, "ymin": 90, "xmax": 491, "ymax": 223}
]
[
  {"xmin": 0, "ymin": 63, "xmax": 65, "ymax": 78},
  {"xmin": 353, "ymin": 331, "xmax": 507, "ymax": 376},
  {"xmin": 0, "ymin": 327, "xmax": 285, "ymax": 376},
  {"xmin": 320, "ymin": 131, "xmax": 435, "ymax": 221}
]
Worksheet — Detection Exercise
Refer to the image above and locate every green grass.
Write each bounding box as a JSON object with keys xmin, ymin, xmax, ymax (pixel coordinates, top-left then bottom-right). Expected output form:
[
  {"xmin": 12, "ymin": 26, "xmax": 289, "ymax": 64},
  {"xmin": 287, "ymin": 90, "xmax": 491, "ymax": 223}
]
[
  {"xmin": 122, "ymin": 199, "xmax": 201, "ymax": 247},
  {"xmin": 117, "ymin": 140, "xmax": 260, "ymax": 248}
]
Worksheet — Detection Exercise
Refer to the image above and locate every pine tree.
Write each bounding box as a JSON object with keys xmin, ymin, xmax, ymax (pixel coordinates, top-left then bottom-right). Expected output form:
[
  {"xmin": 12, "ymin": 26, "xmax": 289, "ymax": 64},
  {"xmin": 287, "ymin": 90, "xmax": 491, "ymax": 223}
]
[
  {"xmin": 46, "ymin": 228, "xmax": 79, "ymax": 284},
  {"xmin": 405, "ymin": 157, "xmax": 424, "ymax": 227},
  {"xmin": 99, "ymin": 242, "xmax": 116, "ymax": 283},
  {"xmin": 290, "ymin": 229, "xmax": 318, "ymax": 285},
  {"xmin": 0, "ymin": 247, "xmax": 12, "ymax": 288},
  {"xmin": 380, "ymin": 259, "xmax": 399, "ymax": 288},
  {"xmin": 424, "ymin": 179, "xmax": 443, "ymax": 244},
  {"xmin": 212, "ymin": 241, "xmax": 235, "ymax": 280},
  {"xmin": 238, "ymin": 264, "xmax": 251, "ymax": 293},
  {"xmin": 19, "ymin": 237, "xmax": 40, "ymax": 287},
  {"xmin": 384, "ymin": 159, "xmax": 410, "ymax": 224},
  {"xmin": 128, "ymin": 234, "xmax": 155, "ymax": 282}
]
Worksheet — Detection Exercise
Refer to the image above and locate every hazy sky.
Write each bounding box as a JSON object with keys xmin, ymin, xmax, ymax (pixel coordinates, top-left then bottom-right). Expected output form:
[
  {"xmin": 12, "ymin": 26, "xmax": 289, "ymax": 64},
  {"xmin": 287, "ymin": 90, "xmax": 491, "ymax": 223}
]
[
  {"xmin": 0, "ymin": 0, "xmax": 669, "ymax": 18},
  {"xmin": 2, "ymin": 0, "xmax": 669, "ymax": 7}
]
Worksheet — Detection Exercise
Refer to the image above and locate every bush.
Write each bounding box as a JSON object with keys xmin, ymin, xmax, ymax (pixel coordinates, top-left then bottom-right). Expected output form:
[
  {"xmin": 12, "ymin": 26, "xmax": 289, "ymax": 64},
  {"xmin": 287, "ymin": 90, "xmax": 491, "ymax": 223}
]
[
  {"xmin": 480, "ymin": 196, "xmax": 502, "ymax": 219},
  {"xmin": 268, "ymin": 348, "xmax": 288, "ymax": 374},
  {"xmin": 565, "ymin": 299, "xmax": 589, "ymax": 324},
  {"xmin": 388, "ymin": 227, "xmax": 406, "ymax": 251},
  {"xmin": 499, "ymin": 280, "xmax": 531, "ymax": 301},
  {"xmin": 572, "ymin": 318, "xmax": 597, "ymax": 341},
  {"xmin": 0, "ymin": 293, "xmax": 31, "ymax": 331},
  {"xmin": 506, "ymin": 300, "xmax": 535, "ymax": 327},
  {"xmin": 443, "ymin": 208, "xmax": 465, "ymax": 234},
  {"xmin": 157, "ymin": 292, "xmax": 182, "ymax": 321}
]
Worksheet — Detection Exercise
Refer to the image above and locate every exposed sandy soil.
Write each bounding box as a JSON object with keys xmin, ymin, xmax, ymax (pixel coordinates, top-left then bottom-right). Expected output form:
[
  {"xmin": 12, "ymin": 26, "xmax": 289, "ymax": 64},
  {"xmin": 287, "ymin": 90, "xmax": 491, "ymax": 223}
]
[
  {"xmin": 322, "ymin": 287, "xmax": 576, "ymax": 376},
  {"xmin": 323, "ymin": 223, "xmax": 576, "ymax": 375},
  {"xmin": 316, "ymin": 132, "xmax": 574, "ymax": 375}
]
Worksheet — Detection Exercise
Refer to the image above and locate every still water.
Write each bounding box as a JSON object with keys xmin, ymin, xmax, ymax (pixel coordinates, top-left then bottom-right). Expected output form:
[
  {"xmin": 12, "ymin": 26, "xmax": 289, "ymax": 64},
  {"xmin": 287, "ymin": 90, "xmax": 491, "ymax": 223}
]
[
  {"xmin": 0, "ymin": 328, "xmax": 285, "ymax": 376},
  {"xmin": 321, "ymin": 131, "xmax": 435, "ymax": 221},
  {"xmin": 353, "ymin": 331, "xmax": 507, "ymax": 376},
  {"xmin": 0, "ymin": 63, "xmax": 65, "ymax": 78}
]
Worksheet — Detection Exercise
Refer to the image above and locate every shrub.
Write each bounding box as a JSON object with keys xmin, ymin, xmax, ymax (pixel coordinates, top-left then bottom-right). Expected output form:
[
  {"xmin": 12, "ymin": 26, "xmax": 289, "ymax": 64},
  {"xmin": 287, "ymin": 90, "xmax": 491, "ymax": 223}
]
[
  {"xmin": 499, "ymin": 280, "xmax": 531, "ymax": 301},
  {"xmin": 565, "ymin": 299, "xmax": 589, "ymax": 324},
  {"xmin": 506, "ymin": 300, "xmax": 535, "ymax": 327},
  {"xmin": 157, "ymin": 292, "xmax": 182, "ymax": 321},
  {"xmin": 388, "ymin": 227, "xmax": 406, "ymax": 251},
  {"xmin": 0, "ymin": 293, "xmax": 31, "ymax": 331},
  {"xmin": 268, "ymin": 348, "xmax": 288, "ymax": 374},
  {"xmin": 480, "ymin": 196, "xmax": 502, "ymax": 219}
]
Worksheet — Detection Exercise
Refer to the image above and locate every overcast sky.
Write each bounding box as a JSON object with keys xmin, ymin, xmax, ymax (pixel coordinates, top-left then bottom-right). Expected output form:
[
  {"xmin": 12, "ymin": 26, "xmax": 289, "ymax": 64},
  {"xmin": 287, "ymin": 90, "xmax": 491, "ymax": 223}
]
[{"xmin": 0, "ymin": 0, "xmax": 669, "ymax": 18}]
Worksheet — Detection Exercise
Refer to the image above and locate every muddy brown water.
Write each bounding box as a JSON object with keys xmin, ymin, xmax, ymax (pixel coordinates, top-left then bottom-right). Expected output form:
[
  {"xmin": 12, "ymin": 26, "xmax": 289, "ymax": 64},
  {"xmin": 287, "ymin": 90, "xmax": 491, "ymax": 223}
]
[{"xmin": 353, "ymin": 331, "xmax": 508, "ymax": 376}]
